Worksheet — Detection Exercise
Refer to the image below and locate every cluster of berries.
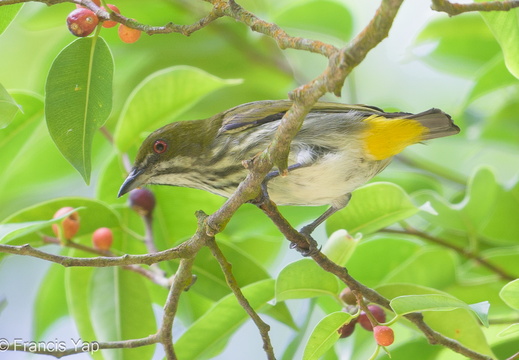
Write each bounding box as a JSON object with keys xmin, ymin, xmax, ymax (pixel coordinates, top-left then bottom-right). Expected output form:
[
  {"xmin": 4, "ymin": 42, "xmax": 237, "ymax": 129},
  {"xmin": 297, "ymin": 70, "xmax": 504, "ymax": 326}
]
[
  {"xmin": 338, "ymin": 288, "xmax": 395, "ymax": 347},
  {"xmin": 66, "ymin": 0, "xmax": 140, "ymax": 43},
  {"xmin": 51, "ymin": 188, "xmax": 155, "ymax": 251}
]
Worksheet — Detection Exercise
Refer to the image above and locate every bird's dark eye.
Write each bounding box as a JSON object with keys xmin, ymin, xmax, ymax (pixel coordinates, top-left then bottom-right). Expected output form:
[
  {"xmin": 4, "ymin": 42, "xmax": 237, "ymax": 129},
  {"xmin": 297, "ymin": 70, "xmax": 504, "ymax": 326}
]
[{"xmin": 153, "ymin": 140, "xmax": 168, "ymax": 154}]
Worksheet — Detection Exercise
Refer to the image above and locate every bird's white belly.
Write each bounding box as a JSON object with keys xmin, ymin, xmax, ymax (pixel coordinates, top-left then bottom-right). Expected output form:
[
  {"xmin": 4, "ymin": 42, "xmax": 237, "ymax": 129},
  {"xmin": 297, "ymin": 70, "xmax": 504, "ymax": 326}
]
[{"xmin": 267, "ymin": 150, "xmax": 388, "ymax": 206}]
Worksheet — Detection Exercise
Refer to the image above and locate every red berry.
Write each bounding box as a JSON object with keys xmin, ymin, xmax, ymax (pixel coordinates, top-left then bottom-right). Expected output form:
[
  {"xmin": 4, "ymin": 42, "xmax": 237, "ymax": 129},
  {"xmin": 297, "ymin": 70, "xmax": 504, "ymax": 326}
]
[
  {"xmin": 52, "ymin": 207, "xmax": 80, "ymax": 240},
  {"xmin": 339, "ymin": 288, "xmax": 357, "ymax": 305},
  {"xmin": 92, "ymin": 227, "xmax": 113, "ymax": 250},
  {"xmin": 358, "ymin": 305, "xmax": 386, "ymax": 331},
  {"xmin": 101, "ymin": 4, "xmax": 120, "ymax": 28},
  {"xmin": 337, "ymin": 319, "xmax": 356, "ymax": 338},
  {"xmin": 373, "ymin": 326, "xmax": 394, "ymax": 346},
  {"xmin": 67, "ymin": 8, "xmax": 99, "ymax": 37},
  {"xmin": 118, "ymin": 22, "xmax": 141, "ymax": 43},
  {"xmin": 129, "ymin": 188, "xmax": 156, "ymax": 216}
]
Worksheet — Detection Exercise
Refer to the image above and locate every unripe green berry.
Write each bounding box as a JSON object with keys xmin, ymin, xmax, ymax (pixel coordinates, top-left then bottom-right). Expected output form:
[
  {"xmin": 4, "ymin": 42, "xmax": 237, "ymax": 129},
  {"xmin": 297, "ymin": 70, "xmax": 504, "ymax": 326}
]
[{"xmin": 373, "ymin": 325, "xmax": 394, "ymax": 346}]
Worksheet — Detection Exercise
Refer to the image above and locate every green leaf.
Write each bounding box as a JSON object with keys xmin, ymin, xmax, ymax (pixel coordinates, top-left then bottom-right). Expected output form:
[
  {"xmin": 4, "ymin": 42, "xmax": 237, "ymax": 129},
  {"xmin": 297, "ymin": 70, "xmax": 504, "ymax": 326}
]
[
  {"xmin": 90, "ymin": 267, "xmax": 155, "ymax": 360},
  {"xmin": 302, "ymin": 311, "xmax": 352, "ymax": 360},
  {"xmin": 499, "ymin": 279, "xmax": 519, "ymax": 310},
  {"xmin": 326, "ymin": 182, "xmax": 419, "ymax": 236},
  {"xmin": 415, "ymin": 167, "xmax": 500, "ymax": 238},
  {"xmin": 465, "ymin": 56, "xmax": 517, "ymax": 104},
  {"xmin": 390, "ymin": 294, "xmax": 489, "ymax": 327},
  {"xmin": 0, "ymin": 4, "xmax": 22, "ymax": 35},
  {"xmin": 34, "ymin": 264, "xmax": 68, "ymax": 340},
  {"xmin": 1, "ymin": 197, "xmax": 120, "ymax": 245},
  {"xmin": 377, "ymin": 284, "xmax": 494, "ymax": 357},
  {"xmin": 0, "ymin": 297, "xmax": 6, "ymax": 314},
  {"xmin": 415, "ymin": 14, "xmax": 500, "ymax": 76},
  {"xmin": 273, "ymin": 0, "xmax": 353, "ymax": 40},
  {"xmin": 382, "ymin": 248, "xmax": 457, "ymax": 289},
  {"xmin": 479, "ymin": 2, "xmax": 519, "ymax": 79},
  {"xmin": 175, "ymin": 279, "xmax": 274, "ymax": 359},
  {"xmin": 114, "ymin": 66, "xmax": 242, "ymax": 152},
  {"xmin": 498, "ymin": 323, "xmax": 519, "ymax": 338},
  {"xmin": 0, "ymin": 83, "xmax": 21, "ymax": 128},
  {"xmin": 65, "ymin": 247, "xmax": 103, "ymax": 360},
  {"xmin": 0, "ymin": 207, "xmax": 80, "ymax": 244},
  {"xmin": 345, "ymin": 236, "xmax": 422, "ymax": 288},
  {"xmin": 45, "ymin": 37, "xmax": 114, "ymax": 184},
  {"xmin": 276, "ymin": 258, "xmax": 339, "ymax": 302}
]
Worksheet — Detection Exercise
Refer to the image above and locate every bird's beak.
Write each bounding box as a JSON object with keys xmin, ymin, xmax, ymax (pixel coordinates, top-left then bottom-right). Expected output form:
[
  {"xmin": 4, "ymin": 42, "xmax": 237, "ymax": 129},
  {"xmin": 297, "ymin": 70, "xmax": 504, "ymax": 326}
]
[{"xmin": 118, "ymin": 167, "xmax": 146, "ymax": 197}]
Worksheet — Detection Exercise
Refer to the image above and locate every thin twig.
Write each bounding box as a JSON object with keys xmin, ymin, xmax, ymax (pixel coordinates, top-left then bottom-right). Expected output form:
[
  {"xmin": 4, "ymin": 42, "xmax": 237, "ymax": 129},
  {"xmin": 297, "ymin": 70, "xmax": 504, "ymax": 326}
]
[
  {"xmin": 206, "ymin": 238, "xmax": 275, "ymax": 360},
  {"xmin": 382, "ymin": 228, "xmax": 516, "ymax": 281},
  {"xmin": 3, "ymin": 335, "xmax": 159, "ymax": 358},
  {"xmin": 159, "ymin": 257, "xmax": 196, "ymax": 360}
]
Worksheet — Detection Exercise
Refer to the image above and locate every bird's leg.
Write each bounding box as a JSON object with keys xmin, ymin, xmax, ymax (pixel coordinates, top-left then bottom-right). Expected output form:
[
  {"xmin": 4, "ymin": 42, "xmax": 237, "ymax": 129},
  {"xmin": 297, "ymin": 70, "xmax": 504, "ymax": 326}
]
[
  {"xmin": 256, "ymin": 164, "xmax": 328, "ymax": 256},
  {"xmin": 300, "ymin": 193, "xmax": 352, "ymax": 236}
]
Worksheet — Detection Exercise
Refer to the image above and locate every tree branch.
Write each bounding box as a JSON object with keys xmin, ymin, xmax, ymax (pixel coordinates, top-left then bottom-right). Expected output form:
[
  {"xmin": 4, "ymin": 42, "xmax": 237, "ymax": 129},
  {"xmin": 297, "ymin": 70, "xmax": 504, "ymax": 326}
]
[
  {"xmin": 431, "ymin": 0, "xmax": 519, "ymax": 16},
  {"xmin": 255, "ymin": 196, "xmax": 493, "ymax": 360},
  {"xmin": 206, "ymin": 238, "xmax": 275, "ymax": 360},
  {"xmin": 382, "ymin": 227, "xmax": 516, "ymax": 282},
  {"xmin": 2, "ymin": 335, "xmax": 158, "ymax": 358}
]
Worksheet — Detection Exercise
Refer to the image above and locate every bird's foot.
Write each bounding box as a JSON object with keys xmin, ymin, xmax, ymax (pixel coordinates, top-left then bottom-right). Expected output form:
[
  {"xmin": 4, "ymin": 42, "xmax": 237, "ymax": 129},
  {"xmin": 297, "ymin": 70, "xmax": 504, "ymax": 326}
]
[{"xmin": 291, "ymin": 228, "xmax": 321, "ymax": 257}]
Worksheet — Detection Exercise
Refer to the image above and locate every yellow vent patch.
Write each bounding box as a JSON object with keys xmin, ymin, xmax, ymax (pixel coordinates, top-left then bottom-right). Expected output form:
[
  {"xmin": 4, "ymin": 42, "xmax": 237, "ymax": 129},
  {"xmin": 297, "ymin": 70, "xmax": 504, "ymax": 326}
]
[{"xmin": 362, "ymin": 115, "xmax": 429, "ymax": 160}]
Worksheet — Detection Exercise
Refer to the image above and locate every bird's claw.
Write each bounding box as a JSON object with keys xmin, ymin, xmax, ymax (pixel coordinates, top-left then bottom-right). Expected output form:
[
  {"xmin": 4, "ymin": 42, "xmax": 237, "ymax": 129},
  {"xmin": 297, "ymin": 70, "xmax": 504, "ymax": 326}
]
[{"xmin": 290, "ymin": 232, "xmax": 321, "ymax": 257}]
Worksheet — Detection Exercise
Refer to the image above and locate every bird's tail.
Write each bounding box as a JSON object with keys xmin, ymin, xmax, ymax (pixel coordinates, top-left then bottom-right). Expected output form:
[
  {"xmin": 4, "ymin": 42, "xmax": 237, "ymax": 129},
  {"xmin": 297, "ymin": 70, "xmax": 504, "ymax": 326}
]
[{"xmin": 403, "ymin": 108, "xmax": 460, "ymax": 140}]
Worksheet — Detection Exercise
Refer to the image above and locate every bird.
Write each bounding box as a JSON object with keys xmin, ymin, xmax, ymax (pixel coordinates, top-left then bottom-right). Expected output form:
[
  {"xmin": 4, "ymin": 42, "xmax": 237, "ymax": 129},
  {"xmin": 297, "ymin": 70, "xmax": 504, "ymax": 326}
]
[{"xmin": 118, "ymin": 100, "xmax": 459, "ymax": 239}]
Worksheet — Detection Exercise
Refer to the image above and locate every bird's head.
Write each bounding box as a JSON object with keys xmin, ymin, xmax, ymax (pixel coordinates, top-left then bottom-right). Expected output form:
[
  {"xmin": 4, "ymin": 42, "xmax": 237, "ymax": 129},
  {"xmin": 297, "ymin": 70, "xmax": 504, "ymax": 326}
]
[{"xmin": 118, "ymin": 120, "xmax": 212, "ymax": 197}]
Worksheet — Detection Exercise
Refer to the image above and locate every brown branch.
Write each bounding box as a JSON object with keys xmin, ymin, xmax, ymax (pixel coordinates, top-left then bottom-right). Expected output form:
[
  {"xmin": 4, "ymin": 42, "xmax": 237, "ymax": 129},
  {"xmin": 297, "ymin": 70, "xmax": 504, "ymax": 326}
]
[
  {"xmin": 431, "ymin": 0, "xmax": 519, "ymax": 16},
  {"xmin": 206, "ymin": 238, "xmax": 275, "ymax": 360},
  {"xmin": 2, "ymin": 335, "xmax": 158, "ymax": 358},
  {"xmin": 159, "ymin": 257, "xmax": 197, "ymax": 360},
  {"xmin": 0, "ymin": 235, "xmax": 198, "ymax": 267},
  {"xmin": 255, "ymin": 196, "xmax": 493, "ymax": 360},
  {"xmin": 382, "ymin": 228, "xmax": 516, "ymax": 281}
]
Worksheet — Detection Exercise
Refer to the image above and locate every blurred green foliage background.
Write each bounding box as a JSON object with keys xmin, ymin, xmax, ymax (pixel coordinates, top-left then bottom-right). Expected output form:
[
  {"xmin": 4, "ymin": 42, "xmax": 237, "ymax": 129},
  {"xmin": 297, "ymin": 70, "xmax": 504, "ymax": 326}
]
[{"xmin": 1, "ymin": 0, "xmax": 519, "ymax": 359}]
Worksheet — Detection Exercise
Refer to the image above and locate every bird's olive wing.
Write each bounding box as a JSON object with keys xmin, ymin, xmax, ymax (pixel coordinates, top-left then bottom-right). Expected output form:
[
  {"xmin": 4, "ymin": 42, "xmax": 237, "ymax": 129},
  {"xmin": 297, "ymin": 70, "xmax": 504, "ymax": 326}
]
[{"xmin": 218, "ymin": 100, "xmax": 385, "ymax": 134}]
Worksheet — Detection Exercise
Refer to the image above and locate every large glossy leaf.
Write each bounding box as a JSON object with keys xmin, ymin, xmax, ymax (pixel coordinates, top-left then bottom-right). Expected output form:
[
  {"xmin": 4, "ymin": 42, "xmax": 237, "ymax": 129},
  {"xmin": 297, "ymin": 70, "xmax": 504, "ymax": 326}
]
[
  {"xmin": 90, "ymin": 267, "xmax": 155, "ymax": 360},
  {"xmin": 175, "ymin": 279, "xmax": 274, "ymax": 359},
  {"xmin": 390, "ymin": 294, "xmax": 489, "ymax": 327},
  {"xmin": 415, "ymin": 14, "xmax": 500, "ymax": 76},
  {"xmin": 0, "ymin": 4, "xmax": 22, "ymax": 35},
  {"xmin": 45, "ymin": 37, "xmax": 113, "ymax": 184},
  {"xmin": 0, "ymin": 83, "xmax": 21, "ymax": 128},
  {"xmin": 478, "ymin": 0, "xmax": 519, "ymax": 79},
  {"xmin": 302, "ymin": 311, "xmax": 352, "ymax": 360},
  {"xmin": 345, "ymin": 236, "xmax": 422, "ymax": 288},
  {"xmin": 273, "ymin": 0, "xmax": 352, "ymax": 40},
  {"xmin": 276, "ymin": 258, "xmax": 339, "ymax": 302},
  {"xmin": 34, "ymin": 264, "xmax": 68, "ymax": 340},
  {"xmin": 0, "ymin": 197, "xmax": 120, "ymax": 245},
  {"xmin": 500, "ymin": 279, "xmax": 519, "ymax": 310},
  {"xmin": 377, "ymin": 284, "xmax": 494, "ymax": 357},
  {"xmin": 113, "ymin": 66, "xmax": 241, "ymax": 152},
  {"xmin": 326, "ymin": 182, "xmax": 420, "ymax": 236}
]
